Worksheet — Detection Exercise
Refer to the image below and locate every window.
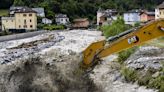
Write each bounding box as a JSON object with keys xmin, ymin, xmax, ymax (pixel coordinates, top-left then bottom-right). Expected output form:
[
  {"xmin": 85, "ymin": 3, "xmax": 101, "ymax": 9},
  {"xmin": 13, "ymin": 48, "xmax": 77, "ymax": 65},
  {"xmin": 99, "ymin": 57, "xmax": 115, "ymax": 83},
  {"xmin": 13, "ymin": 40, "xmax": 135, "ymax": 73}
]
[
  {"xmin": 29, "ymin": 14, "xmax": 32, "ymax": 16},
  {"xmin": 160, "ymin": 11, "xmax": 161, "ymax": 15},
  {"xmin": 11, "ymin": 20, "xmax": 13, "ymax": 22},
  {"xmin": 30, "ymin": 25, "xmax": 33, "ymax": 28},
  {"xmin": 30, "ymin": 19, "xmax": 32, "ymax": 22},
  {"xmin": 24, "ymin": 19, "xmax": 26, "ymax": 24},
  {"xmin": 6, "ymin": 20, "xmax": 8, "ymax": 22},
  {"xmin": 105, "ymin": 17, "xmax": 107, "ymax": 21},
  {"xmin": 61, "ymin": 19, "xmax": 63, "ymax": 21},
  {"xmin": 24, "ymin": 25, "xmax": 27, "ymax": 28},
  {"xmin": 19, "ymin": 25, "xmax": 21, "ymax": 28},
  {"xmin": 23, "ymin": 14, "xmax": 27, "ymax": 17}
]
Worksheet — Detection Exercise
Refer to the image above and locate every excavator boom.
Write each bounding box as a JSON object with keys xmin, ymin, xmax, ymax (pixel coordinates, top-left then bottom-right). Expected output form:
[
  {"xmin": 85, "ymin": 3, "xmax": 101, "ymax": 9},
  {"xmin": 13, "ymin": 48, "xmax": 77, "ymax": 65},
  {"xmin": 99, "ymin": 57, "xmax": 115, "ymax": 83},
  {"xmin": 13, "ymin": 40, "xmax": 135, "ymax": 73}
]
[{"xmin": 81, "ymin": 19, "xmax": 164, "ymax": 69}]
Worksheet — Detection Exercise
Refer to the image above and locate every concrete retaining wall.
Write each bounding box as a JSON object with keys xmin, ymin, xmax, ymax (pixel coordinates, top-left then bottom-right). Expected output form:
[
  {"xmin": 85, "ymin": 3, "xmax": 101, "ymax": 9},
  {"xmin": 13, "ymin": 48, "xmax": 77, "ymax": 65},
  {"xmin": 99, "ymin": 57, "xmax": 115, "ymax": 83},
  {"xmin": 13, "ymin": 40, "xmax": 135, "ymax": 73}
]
[{"xmin": 0, "ymin": 30, "xmax": 47, "ymax": 42}]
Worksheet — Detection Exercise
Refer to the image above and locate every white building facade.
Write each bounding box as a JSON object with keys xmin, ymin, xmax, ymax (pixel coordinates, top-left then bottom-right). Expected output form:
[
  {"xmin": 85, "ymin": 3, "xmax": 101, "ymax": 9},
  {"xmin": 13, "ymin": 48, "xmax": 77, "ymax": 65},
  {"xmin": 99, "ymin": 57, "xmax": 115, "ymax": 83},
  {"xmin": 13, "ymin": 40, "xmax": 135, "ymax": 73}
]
[
  {"xmin": 97, "ymin": 9, "xmax": 118, "ymax": 26},
  {"xmin": 124, "ymin": 10, "xmax": 140, "ymax": 25},
  {"xmin": 155, "ymin": 2, "xmax": 164, "ymax": 19},
  {"xmin": 55, "ymin": 14, "xmax": 69, "ymax": 25},
  {"xmin": 42, "ymin": 18, "xmax": 52, "ymax": 24}
]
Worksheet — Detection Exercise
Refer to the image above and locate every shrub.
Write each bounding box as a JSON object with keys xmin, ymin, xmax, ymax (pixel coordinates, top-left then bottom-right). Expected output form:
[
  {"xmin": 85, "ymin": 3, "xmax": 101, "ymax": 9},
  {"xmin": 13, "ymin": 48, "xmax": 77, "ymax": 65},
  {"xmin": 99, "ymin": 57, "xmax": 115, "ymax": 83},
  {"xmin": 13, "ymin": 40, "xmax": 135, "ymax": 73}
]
[
  {"xmin": 137, "ymin": 69, "xmax": 154, "ymax": 86},
  {"xmin": 37, "ymin": 23, "xmax": 45, "ymax": 29},
  {"xmin": 0, "ymin": 30, "xmax": 11, "ymax": 36},
  {"xmin": 121, "ymin": 67, "xmax": 138, "ymax": 82},
  {"xmin": 134, "ymin": 22, "xmax": 140, "ymax": 27},
  {"xmin": 43, "ymin": 25, "xmax": 65, "ymax": 30},
  {"xmin": 117, "ymin": 47, "xmax": 138, "ymax": 64},
  {"xmin": 100, "ymin": 17, "xmax": 132, "ymax": 38},
  {"xmin": 148, "ymin": 76, "xmax": 164, "ymax": 92}
]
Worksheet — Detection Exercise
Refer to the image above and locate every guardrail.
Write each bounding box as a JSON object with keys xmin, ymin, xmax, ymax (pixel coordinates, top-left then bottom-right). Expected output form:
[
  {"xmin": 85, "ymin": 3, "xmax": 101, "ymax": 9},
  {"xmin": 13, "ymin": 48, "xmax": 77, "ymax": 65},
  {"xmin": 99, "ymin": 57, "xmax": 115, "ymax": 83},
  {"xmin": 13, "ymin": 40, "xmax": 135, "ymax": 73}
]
[{"xmin": 0, "ymin": 30, "xmax": 47, "ymax": 42}]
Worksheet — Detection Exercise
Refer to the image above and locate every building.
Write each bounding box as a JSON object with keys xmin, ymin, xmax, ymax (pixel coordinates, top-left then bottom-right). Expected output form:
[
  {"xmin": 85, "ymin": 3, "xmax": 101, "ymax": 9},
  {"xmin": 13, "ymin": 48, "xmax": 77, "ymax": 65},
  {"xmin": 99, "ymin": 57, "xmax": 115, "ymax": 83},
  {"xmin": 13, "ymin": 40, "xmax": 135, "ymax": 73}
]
[
  {"xmin": 124, "ymin": 10, "xmax": 140, "ymax": 25},
  {"xmin": 10, "ymin": 7, "xmax": 45, "ymax": 17},
  {"xmin": 140, "ymin": 11, "xmax": 155, "ymax": 22},
  {"xmin": 73, "ymin": 18, "xmax": 89, "ymax": 28},
  {"xmin": 97, "ymin": 8, "xmax": 118, "ymax": 26},
  {"xmin": 42, "ymin": 18, "xmax": 52, "ymax": 24},
  {"xmin": 55, "ymin": 14, "xmax": 69, "ymax": 25},
  {"xmin": 32, "ymin": 8, "xmax": 45, "ymax": 17},
  {"xmin": 2, "ymin": 7, "xmax": 37, "ymax": 31},
  {"xmin": 155, "ymin": 2, "xmax": 164, "ymax": 19},
  {"xmin": 1, "ymin": 17, "xmax": 15, "ymax": 30}
]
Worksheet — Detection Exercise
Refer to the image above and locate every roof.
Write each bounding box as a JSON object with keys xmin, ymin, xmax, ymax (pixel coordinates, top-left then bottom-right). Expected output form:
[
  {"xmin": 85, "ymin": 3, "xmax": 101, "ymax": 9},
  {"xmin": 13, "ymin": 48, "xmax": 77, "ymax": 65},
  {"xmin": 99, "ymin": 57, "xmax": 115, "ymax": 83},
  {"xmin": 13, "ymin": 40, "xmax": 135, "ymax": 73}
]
[
  {"xmin": 125, "ymin": 9, "xmax": 141, "ymax": 13},
  {"xmin": 98, "ymin": 9, "xmax": 118, "ymax": 14},
  {"xmin": 105, "ymin": 9, "xmax": 117, "ymax": 13},
  {"xmin": 73, "ymin": 18, "xmax": 88, "ymax": 22},
  {"xmin": 157, "ymin": 2, "xmax": 164, "ymax": 9},
  {"xmin": 32, "ymin": 8, "xmax": 45, "ymax": 14},
  {"xmin": 98, "ymin": 9, "xmax": 118, "ymax": 18},
  {"xmin": 140, "ymin": 11, "xmax": 155, "ymax": 15},
  {"xmin": 15, "ymin": 7, "xmax": 36, "ymax": 13},
  {"xmin": 42, "ymin": 18, "xmax": 52, "ymax": 21},
  {"xmin": 1, "ymin": 17, "xmax": 15, "ymax": 20},
  {"xmin": 55, "ymin": 14, "xmax": 68, "ymax": 18},
  {"xmin": 10, "ymin": 6, "xmax": 24, "ymax": 11}
]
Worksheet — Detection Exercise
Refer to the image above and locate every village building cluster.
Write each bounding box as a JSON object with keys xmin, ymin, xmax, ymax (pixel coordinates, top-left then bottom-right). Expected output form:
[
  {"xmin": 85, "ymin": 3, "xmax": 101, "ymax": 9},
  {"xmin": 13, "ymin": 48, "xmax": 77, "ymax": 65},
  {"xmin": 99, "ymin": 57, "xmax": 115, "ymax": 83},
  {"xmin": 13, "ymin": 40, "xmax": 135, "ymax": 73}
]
[
  {"xmin": 97, "ymin": 2, "xmax": 164, "ymax": 26},
  {"xmin": 0, "ymin": 2, "xmax": 164, "ymax": 32}
]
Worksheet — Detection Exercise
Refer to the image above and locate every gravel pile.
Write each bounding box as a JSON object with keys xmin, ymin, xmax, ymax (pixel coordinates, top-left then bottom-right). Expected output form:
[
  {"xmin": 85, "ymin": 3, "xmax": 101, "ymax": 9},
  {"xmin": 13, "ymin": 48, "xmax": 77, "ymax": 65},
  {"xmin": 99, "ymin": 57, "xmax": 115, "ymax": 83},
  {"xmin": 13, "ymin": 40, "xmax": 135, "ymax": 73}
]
[{"xmin": 125, "ymin": 46, "xmax": 164, "ymax": 70}]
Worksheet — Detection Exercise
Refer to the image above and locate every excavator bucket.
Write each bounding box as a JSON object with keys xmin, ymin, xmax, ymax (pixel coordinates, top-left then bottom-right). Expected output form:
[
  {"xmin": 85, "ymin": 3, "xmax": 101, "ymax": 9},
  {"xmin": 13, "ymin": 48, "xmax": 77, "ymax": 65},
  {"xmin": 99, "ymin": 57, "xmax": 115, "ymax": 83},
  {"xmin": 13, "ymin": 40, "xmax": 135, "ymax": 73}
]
[{"xmin": 80, "ymin": 40, "xmax": 105, "ymax": 69}]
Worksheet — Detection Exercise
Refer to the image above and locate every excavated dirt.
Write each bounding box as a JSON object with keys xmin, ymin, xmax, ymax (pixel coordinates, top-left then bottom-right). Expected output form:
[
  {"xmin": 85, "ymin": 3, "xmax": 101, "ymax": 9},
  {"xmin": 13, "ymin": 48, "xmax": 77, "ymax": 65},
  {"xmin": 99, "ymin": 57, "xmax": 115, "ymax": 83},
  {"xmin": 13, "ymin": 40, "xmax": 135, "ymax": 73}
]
[{"xmin": 0, "ymin": 51, "xmax": 101, "ymax": 92}]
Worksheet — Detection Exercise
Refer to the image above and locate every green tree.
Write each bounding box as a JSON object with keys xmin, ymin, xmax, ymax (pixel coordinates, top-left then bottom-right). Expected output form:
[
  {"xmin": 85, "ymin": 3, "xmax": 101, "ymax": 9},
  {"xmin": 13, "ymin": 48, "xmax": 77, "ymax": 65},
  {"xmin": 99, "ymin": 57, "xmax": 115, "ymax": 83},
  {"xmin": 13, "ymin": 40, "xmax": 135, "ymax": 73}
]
[
  {"xmin": 14, "ymin": 0, "xmax": 24, "ymax": 6},
  {"xmin": 101, "ymin": 17, "xmax": 131, "ymax": 38}
]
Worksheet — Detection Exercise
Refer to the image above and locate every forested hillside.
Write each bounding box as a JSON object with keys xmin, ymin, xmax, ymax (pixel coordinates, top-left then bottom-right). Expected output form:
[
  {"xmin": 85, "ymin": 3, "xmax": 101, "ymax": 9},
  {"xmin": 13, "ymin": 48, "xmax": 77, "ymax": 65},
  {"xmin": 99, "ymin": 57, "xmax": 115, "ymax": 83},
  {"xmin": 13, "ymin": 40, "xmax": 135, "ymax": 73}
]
[{"xmin": 0, "ymin": 0, "xmax": 163, "ymax": 20}]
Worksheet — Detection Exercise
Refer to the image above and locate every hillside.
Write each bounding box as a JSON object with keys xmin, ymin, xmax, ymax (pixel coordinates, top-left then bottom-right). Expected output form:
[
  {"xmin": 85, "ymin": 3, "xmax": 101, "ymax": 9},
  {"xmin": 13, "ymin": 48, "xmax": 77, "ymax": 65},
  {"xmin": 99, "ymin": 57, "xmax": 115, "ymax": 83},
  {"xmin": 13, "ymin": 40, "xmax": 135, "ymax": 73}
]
[{"xmin": 0, "ymin": 0, "xmax": 163, "ymax": 20}]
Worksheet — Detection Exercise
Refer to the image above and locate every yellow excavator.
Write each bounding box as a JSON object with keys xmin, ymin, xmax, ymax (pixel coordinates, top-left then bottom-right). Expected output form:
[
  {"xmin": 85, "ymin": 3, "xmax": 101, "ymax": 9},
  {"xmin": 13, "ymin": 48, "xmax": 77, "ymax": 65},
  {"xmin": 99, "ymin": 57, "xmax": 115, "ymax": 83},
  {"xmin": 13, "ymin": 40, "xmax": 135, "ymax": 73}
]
[{"xmin": 81, "ymin": 19, "xmax": 164, "ymax": 69}]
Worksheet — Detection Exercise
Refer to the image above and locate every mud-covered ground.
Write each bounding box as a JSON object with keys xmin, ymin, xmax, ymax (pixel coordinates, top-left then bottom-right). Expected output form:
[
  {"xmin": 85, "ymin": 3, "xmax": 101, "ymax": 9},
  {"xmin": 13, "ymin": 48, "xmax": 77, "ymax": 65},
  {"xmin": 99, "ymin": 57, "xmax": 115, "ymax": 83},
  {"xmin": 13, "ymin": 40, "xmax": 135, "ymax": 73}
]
[
  {"xmin": 0, "ymin": 30, "xmax": 159, "ymax": 92},
  {"xmin": 0, "ymin": 51, "xmax": 101, "ymax": 92}
]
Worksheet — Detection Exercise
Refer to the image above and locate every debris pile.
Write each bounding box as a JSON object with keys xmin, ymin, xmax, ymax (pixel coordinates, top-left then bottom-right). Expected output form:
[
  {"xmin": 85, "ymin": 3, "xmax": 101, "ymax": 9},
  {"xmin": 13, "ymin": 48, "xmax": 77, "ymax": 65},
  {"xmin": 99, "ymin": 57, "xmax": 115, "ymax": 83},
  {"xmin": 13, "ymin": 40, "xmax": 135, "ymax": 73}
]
[
  {"xmin": 89, "ymin": 55, "xmax": 156, "ymax": 92},
  {"xmin": 0, "ymin": 33, "xmax": 65, "ymax": 64},
  {"xmin": 8, "ymin": 34, "xmax": 55, "ymax": 49},
  {"xmin": 125, "ymin": 46, "xmax": 164, "ymax": 70},
  {"xmin": 0, "ymin": 30, "xmax": 104, "ymax": 64},
  {"xmin": 0, "ymin": 30, "xmax": 159, "ymax": 92},
  {"xmin": 0, "ymin": 51, "xmax": 100, "ymax": 92}
]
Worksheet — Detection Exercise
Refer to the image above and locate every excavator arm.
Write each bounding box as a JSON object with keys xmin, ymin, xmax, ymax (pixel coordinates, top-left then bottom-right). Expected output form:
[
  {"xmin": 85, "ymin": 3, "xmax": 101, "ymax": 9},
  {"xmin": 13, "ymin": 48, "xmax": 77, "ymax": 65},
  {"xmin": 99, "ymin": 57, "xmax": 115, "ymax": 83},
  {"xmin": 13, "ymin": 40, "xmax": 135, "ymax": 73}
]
[{"xmin": 81, "ymin": 19, "xmax": 164, "ymax": 69}]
